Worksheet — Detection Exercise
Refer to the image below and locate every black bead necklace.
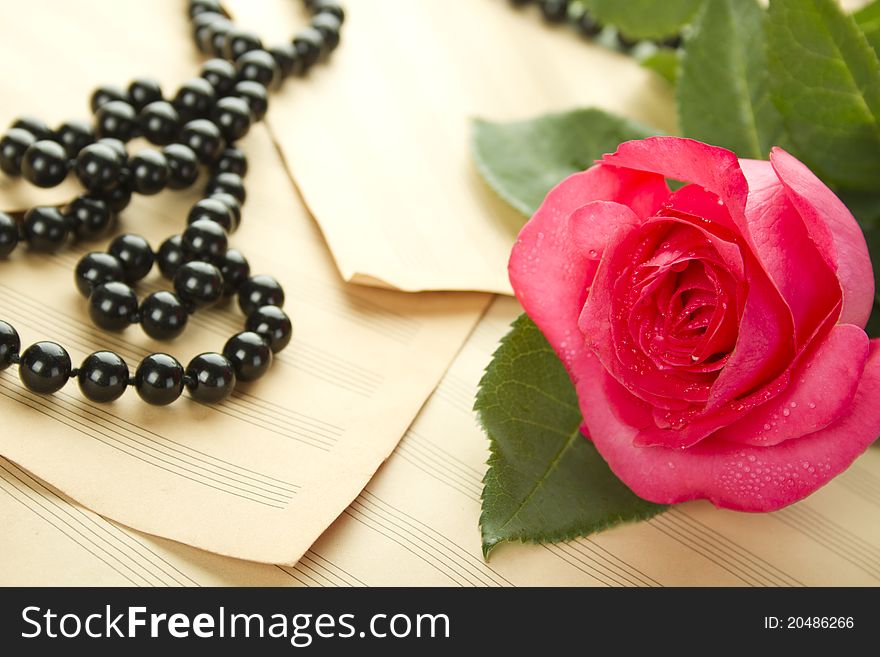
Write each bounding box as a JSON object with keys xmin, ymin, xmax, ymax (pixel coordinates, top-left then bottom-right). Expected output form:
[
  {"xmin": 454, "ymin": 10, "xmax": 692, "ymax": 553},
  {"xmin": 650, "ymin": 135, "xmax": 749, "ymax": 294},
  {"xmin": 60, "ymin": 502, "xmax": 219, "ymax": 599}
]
[{"xmin": 0, "ymin": 0, "xmax": 344, "ymax": 406}]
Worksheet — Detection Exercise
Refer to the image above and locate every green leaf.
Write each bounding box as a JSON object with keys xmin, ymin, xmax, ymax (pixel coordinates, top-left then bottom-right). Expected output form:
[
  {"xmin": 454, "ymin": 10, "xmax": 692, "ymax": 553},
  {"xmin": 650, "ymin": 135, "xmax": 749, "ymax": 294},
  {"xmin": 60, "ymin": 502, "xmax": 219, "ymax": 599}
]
[
  {"xmin": 472, "ymin": 108, "xmax": 659, "ymax": 217},
  {"xmin": 475, "ymin": 315, "xmax": 666, "ymax": 558},
  {"xmin": 580, "ymin": 0, "xmax": 704, "ymax": 39},
  {"xmin": 679, "ymin": 0, "xmax": 785, "ymax": 159},
  {"xmin": 638, "ymin": 47, "xmax": 681, "ymax": 85},
  {"xmin": 767, "ymin": 0, "xmax": 880, "ymax": 190},
  {"xmin": 854, "ymin": 0, "xmax": 880, "ymax": 56}
]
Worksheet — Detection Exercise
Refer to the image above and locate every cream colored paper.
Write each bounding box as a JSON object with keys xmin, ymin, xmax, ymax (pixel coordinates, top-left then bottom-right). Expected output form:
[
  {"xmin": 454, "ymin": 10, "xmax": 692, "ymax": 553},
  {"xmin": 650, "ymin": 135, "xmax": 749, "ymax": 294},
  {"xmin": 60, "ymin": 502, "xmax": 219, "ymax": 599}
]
[
  {"xmin": 224, "ymin": 0, "xmax": 677, "ymax": 294},
  {"xmin": 0, "ymin": 0, "xmax": 490, "ymax": 565},
  {"xmin": 4, "ymin": 297, "xmax": 880, "ymax": 586}
]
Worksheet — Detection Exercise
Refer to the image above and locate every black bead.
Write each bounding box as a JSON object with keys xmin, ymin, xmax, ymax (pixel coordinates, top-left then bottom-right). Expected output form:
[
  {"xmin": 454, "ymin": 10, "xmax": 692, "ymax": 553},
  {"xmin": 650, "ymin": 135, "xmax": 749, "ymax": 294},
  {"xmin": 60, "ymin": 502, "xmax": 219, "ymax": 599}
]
[
  {"xmin": 223, "ymin": 331, "xmax": 272, "ymax": 382},
  {"xmin": 19, "ymin": 341, "xmax": 71, "ymax": 394},
  {"xmin": 189, "ymin": 0, "xmax": 225, "ymax": 19},
  {"xmin": 134, "ymin": 353, "xmax": 184, "ymax": 405},
  {"xmin": 311, "ymin": 13, "xmax": 341, "ymax": 52},
  {"xmin": 23, "ymin": 207, "xmax": 68, "ymax": 252},
  {"xmin": 0, "ymin": 128, "xmax": 36, "ymax": 176},
  {"xmin": 157, "ymin": 235, "xmax": 187, "ymax": 279},
  {"xmin": 90, "ymin": 85, "xmax": 127, "ymax": 113},
  {"xmin": 200, "ymin": 17, "xmax": 233, "ymax": 57},
  {"xmin": 54, "ymin": 120, "xmax": 94, "ymax": 158},
  {"xmin": 97, "ymin": 137, "xmax": 128, "ymax": 164},
  {"xmin": 127, "ymin": 78, "xmax": 163, "ymax": 111},
  {"xmin": 312, "ymin": 0, "xmax": 345, "ymax": 23},
  {"xmin": 74, "ymin": 251, "xmax": 124, "ymax": 297},
  {"xmin": 187, "ymin": 198, "xmax": 233, "ymax": 232},
  {"xmin": 218, "ymin": 248, "xmax": 250, "ymax": 296},
  {"xmin": 269, "ymin": 43, "xmax": 299, "ymax": 79},
  {"xmin": 108, "ymin": 233, "xmax": 154, "ymax": 283},
  {"xmin": 193, "ymin": 13, "xmax": 227, "ymax": 53},
  {"xmin": 210, "ymin": 96, "xmax": 252, "ymax": 141},
  {"xmin": 209, "ymin": 192, "xmax": 241, "ymax": 231},
  {"xmin": 75, "ymin": 142, "xmax": 123, "ymax": 192},
  {"xmin": 182, "ymin": 217, "xmax": 228, "ymax": 260},
  {"xmin": 238, "ymin": 275, "xmax": 284, "ymax": 315},
  {"xmin": 233, "ymin": 81, "xmax": 269, "ymax": 121},
  {"xmin": 293, "ymin": 28, "xmax": 324, "ymax": 72},
  {"xmin": 179, "ymin": 119, "xmax": 226, "ymax": 164},
  {"xmin": 65, "ymin": 196, "xmax": 113, "ymax": 241},
  {"xmin": 10, "ymin": 116, "xmax": 53, "ymax": 141},
  {"xmin": 0, "ymin": 320, "xmax": 20, "ymax": 371},
  {"xmin": 139, "ymin": 101, "xmax": 180, "ymax": 146},
  {"xmin": 20, "ymin": 140, "xmax": 69, "ymax": 188},
  {"xmin": 162, "ymin": 143, "xmax": 200, "ymax": 190},
  {"xmin": 186, "ymin": 352, "xmax": 236, "ymax": 403},
  {"xmin": 200, "ymin": 58, "xmax": 237, "ymax": 96},
  {"xmin": 173, "ymin": 261, "xmax": 224, "ymax": 308},
  {"xmin": 129, "ymin": 149, "xmax": 169, "ymax": 195},
  {"xmin": 246, "ymin": 305, "xmax": 292, "ymax": 353},
  {"xmin": 94, "ymin": 100, "xmax": 138, "ymax": 141},
  {"xmin": 99, "ymin": 183, "xmax": 133, "ymax": 213},
  {"xmin": 541, "ymin": 0, "xmax": 569, "ymax": 23},
  {"xmin": 206, "ymin": 171, "xmax": 245, "ymax": 204},
  {"xmin": 236, "ymin": 50, "xmax": 280, "ymax": 89},
  {"xmin": 0, "ymin": 212, "xmax": 18, "ymax": 257},
  {"xmin": 215, "ymin": 147, "xmax": 247, "ymax": 177},
  {"xmin": 173, "ymin": 78, "xmax": 217, "ymax": 122},
  {"xmin": 140, "ymin": 290, "xmax": 188, "ymax": 340},
  {"xmin": 89, "ymin": 281, "xmax": 138, "ymax": 331},
  {"xmin": 78, "ymin": 351, "xmax": 129, "ymax": 403},
  {"xmin": 223, "ymin": 28, "xmax": 263, "ymax": 62},
  {"xmin": 576, "ymin": 10, "xmax": 602, "ymax": 37}
]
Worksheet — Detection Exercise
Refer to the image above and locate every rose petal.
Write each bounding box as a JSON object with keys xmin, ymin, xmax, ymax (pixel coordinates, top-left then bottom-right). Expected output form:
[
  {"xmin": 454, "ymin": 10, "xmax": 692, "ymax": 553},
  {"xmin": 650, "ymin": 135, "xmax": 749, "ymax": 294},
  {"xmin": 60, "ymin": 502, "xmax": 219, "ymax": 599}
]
[{"xmin": 770, "ymin": 147, "xmax": 874, "ymax": 328}]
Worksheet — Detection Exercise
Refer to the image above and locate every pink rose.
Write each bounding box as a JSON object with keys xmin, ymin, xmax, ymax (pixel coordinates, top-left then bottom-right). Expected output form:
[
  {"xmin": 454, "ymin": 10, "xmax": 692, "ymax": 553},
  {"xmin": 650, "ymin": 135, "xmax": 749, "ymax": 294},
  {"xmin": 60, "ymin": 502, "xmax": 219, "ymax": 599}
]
[{"xmin": 509, "ymin": 137, "xmax": 880, "ymax": 511}]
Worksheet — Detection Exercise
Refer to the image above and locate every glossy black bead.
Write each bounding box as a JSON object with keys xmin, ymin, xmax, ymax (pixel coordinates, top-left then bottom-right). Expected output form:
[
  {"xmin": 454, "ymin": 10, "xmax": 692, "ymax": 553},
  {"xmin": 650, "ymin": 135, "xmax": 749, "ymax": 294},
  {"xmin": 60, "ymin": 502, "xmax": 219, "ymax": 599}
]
[
  {"xmin": 90, "ymin": 85, "xmax": 127, "ymax": 113},
  {"xmin": 108, "ymin": 233, "xmax": 154, "ymax": 283},
  {"xmin": 99, "ymin": 183, "xmax": 133, "ymax": 213},
  {"xmin": 173, "ymin": 261, "xmax": 224, "ymax": 308},
  {"xmin": 269, "ymin": 43, "xmax": 299, "ymax": 78},
  {"xmin": 140, "ymin": 290, "xmax": 188, "ymax": 340},
  {"xmin": 162, "ymin": 143, "xmax": 200, "ymax": 190},
  {"xmin": 232, "ymin": 81, "xmax": 268, "ymax": 121},
  {"xmin": 157, "ymin": 235, "xmax": 188, "ymax": 279},
  {"xmin": 218, "ymin": 248, "xmax": 250, "ymax": 296},
  {"xmin": 223, "ymin": 331, "xmax": 272, "ymax": 382},
  {"xmin": 246, "ymin": 305, "xmax": 292, "ymax": 353},
  {"xmin": 54, "ymin": 120, "xmax": 94, "ymax": 158},
  {"xmin": 23, "ymin": 207, "xmax": 68, "ymax": 252},
  {"xmin": 10, "ymin": 116, "xmax": 52, "ymax": 141},
  {"xmin": 311, "ymin": 13, "xmax": 341, "ymax": 52},
  {"xmin": 19, "ymin": 342, "xmax": 71, "ymax": 394},
  {"xmin": 94, "ymin": 100, "xmax": 138, "ymax": 141},
  {"xmin": 97, "ymin": 137, "xmax": 128, "ymax": 163},
  {"xmin": 127, "ymin": 78, "xmax": 163, "ymax": 111},
  {"xmin": 135, "ymin": 353, "xmax": 184, "ymax": 406},
  {"xmin": 215, "ymin": 147, "xmax": 247, "ymax": 177},
  {"xmin": 209, "ymin": 192, "xmax": 241, "ymax": 231},
  {"xmin": 182, "ymin": 217, "xmax": 228, "ymax": 260},
  {"xmin": 0, "ymin": 320, "xmax": 20, "ymax": 371},
  {"xmin": 193, "ymin": 12, "xmax": 227, "ymax": 53},
  {"xmin": 293, "ymin": 28, "xmax": 324, "ymax": 72},
  {"xmin": 75, "ymin": 142, "xmax": 123, "ymax": 192},
  {"xmin": 238, "ymin": 275, "xmax": 284, "ymax": 315},
  {"xmin": 65, "ymin": 196, "xmax": 113, "ymax": 241},
  {"xmin": 185, "ymin": 352, "xmax": 236, "ymax": 403},
  {"xmin": 74, "ymin": 252, "xmax": 124, "ymax": 297},
  {"xmin": 200, "ymin": 58, "xmax": 237, "ymax": 96},
  {"xmin": 0, "ymin": 212, "xmax": 18, "ymax": 257},
  {"xmin": 78, "ymin": 351, "xmax": 129, "ymax": 403},
  {"xmin": 129, "ymin": 149, "xmax": 169, "ymax": 195},
  {"xmin": 200, "ymin": 17, "xmax": 233, "ymax": 57},
  {"xmin": 206, "ymin": 171, "xmax": 245, "ymax": 204},
  {"xmin": 0, "ymin": 128, "xmax": 36, "ymax": 176},
  {"xmin": 173, "ymin": 78, "xmax": 217, "ymax": 122},
  {"xmin": 187, "ymin": 198, "xmax": 233, "ymax": 232},
  {"xmin": 89, "ymin": 281, "xmax": 138, "ymax": 331},
  {"xmin": 189, "ymin": 0, "xmax": 225, "ymax": 19},
  {"xmin": 223, "ymin": 28, "xmax": 263, "ymax": 62},
  {"xmin": 236, "ymin": 49, "xmax": 280, "ymax": 89},
  {"xmin": 139, "ymin": 101, "xmax": 180, "ymax": 146},
  {"xmin": 20, "ymin": 140, "xmax": 69, "ymax": 188},
  {"xmin": 210, "ymin": 96, "xmax": 252, "ymax": 141},
  {"xmin": 541, "ymin": 0, "xmax": 569, "ymax": 23},
  {"xmin": 179, "ymin": 119, "xmax": 225, "ymax": 164},
  {"xmin": 312, "ymin": 0, "xmax": 345, "ymax": 22}
]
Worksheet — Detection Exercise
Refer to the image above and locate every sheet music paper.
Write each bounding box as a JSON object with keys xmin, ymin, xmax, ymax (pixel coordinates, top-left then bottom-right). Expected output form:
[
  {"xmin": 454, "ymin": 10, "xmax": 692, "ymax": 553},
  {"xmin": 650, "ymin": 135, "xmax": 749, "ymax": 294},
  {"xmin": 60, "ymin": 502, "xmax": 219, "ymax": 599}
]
[
  {"xmin": 0, "ymin": 0, "xmax": 490, "ymax": 564},
  {"xmin": 4, "ymin": 297, "xmax": 880, "ymax": 585}
]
